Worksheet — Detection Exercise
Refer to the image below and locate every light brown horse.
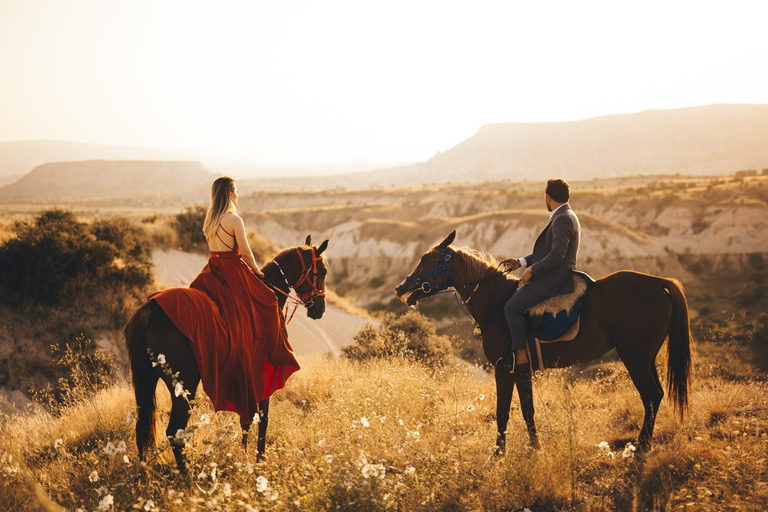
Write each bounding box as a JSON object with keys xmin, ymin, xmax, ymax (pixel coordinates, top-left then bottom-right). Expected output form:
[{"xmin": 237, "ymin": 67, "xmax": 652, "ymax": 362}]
[
  {"xmin": 395, "ymin": 231, "xmax": 692, "ymax": 454},
  {"xmin": 124, "ymin": 236, "xmax": 329, "ymax": 471}
]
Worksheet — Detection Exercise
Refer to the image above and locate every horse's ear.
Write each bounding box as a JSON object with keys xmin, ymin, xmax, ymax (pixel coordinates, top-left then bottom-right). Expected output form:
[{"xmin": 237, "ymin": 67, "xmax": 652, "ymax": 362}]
[
  {"xmin": 316, "ymin": 239, "xmax": 329, "ymax": 255},
  {"xmin": 305, "ymin": 235, "xmax": 312, "ymax": 246},
  {"xmin": 438, "ymin": 230, "xmax": 456, "ymax": 248}
]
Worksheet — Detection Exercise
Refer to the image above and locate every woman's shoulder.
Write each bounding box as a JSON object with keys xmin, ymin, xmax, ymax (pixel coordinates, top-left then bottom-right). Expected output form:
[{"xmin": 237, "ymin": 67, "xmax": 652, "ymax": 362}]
[{"xmin": 220, "ymin": 212, "xmax": 243, "ymax": 227}]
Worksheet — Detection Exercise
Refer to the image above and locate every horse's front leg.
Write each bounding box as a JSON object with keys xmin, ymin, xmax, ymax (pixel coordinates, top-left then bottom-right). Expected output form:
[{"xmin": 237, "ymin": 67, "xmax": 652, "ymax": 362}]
[
  {"xmin": 494, "ymin": 371, "xmax": 516, "ymax": 455},
  {"xmin": 241, "ymin": 398, "xmax": 270, "ymax": 462},
  {"xmin": 256, "ymin": 398, "xmax": 270, "ymax": 462},
  {"xmin": 515, "ymin": 366, "xmax": 540, "ymax": 450}
]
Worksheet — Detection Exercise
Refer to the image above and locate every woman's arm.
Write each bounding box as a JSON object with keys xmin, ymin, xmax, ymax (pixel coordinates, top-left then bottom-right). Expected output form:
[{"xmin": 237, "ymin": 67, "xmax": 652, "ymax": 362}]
[{"xmin": 226, "ymin": 215, "xmax": 264, "ymax": 278}]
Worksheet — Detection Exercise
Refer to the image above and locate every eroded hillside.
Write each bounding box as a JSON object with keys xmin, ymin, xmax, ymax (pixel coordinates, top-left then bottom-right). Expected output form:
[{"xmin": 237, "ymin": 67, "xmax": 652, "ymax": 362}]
[{"xmin": 240, "ymin": 174, "xmax": 768, "ymax": 310}]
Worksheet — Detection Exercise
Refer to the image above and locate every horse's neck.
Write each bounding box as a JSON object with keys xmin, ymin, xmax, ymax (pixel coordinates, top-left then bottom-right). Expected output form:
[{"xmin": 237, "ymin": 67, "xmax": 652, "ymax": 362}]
[
  {"xmin": 452, "ymin": 255, "xmax": 509, "ymax": 326},
  {"xmin": 263, "ymin": 260, "xmax": 290, "ymax": 311}
]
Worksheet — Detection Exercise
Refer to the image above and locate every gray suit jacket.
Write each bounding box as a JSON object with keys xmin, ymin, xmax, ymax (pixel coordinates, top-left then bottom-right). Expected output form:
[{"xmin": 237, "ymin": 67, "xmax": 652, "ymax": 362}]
[{"xmin": 524, "ymin": 203, "xmax": 581, "ymax": 297}]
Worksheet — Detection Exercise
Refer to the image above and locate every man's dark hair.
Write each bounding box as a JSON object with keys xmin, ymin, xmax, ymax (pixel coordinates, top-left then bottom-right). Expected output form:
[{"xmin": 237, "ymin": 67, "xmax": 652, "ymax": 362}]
[{"xmin": 546, "ymin": 178, "xmax": 570, "ymax": 203}]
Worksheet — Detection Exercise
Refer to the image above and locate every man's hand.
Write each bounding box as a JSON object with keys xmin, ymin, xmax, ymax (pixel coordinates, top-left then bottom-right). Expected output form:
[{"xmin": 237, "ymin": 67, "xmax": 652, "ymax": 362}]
[
  {"xmin": 521, "ymin": 268, "xmax": 533, "ymax": 285},
  {"xmin": 502, "ymin": 258, "xmax": 521, "ymax": 271}
]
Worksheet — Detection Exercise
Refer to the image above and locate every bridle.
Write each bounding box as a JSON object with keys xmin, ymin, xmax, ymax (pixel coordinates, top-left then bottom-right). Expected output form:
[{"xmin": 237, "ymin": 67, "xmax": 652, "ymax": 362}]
[
  {"xmin": 405, "ymin": 246, "xmax": 513, "ymax": 334},
  {"xmin": 272, "ymin": 246, "xmax": 326, "ymax": 323},
  {"xmin": 405, "ymin": 246, "xmax": 455, "ymax": 297}
]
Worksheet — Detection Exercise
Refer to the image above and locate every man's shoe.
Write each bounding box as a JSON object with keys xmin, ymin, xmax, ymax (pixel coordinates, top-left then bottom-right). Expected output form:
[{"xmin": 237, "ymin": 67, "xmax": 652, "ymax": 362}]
[{"xmin": 494, "ymin": 353, "xmax": 516, "ymax": 374}]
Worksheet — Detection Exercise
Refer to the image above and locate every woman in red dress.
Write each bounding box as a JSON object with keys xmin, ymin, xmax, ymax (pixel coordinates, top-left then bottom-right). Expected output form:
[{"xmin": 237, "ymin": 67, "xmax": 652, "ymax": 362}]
[{"xmin": 151, "ymin": 177, "xmax": 300, "ymax": 427}]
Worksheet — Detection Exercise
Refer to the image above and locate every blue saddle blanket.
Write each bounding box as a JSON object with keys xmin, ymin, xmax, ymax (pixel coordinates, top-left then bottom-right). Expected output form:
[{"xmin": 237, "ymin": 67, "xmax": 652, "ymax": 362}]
[{"xmin": 501, "ymin": 296, "xmax": 583, "ymax": 342}]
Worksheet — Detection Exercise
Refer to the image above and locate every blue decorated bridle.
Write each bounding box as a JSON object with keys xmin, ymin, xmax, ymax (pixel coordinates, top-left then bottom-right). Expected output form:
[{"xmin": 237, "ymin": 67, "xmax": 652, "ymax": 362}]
[
  {"xmin": 405, "ymin": 247, "xmax": 455, "ymax": 297},
  {"xmin": 405, "ymin": 246, "xmax": 514, "ymax": 334}
]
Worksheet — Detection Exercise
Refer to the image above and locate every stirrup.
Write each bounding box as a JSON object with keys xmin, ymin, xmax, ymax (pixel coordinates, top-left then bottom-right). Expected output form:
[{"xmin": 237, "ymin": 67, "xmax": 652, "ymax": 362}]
[{"xmin": 494, "ymin": 353, "xmax": 516, "ymax": 374}]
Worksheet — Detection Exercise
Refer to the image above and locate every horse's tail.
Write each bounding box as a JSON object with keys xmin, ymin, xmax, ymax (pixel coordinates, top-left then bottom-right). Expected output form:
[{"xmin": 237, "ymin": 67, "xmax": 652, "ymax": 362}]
[
  {"xmin": 663, "ymin": 278, "xmax": 694, "ymax": 420},
  {"xmin": 123, "ymin": 301, "xmax": 158, "ymax": 459}
]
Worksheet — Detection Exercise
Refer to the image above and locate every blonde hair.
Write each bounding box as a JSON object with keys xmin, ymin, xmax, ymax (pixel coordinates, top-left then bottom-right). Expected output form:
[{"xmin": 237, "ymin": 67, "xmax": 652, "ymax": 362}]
[{"xmin": 202, "ymin": 177, "xmax": 236, "ymax": 239}]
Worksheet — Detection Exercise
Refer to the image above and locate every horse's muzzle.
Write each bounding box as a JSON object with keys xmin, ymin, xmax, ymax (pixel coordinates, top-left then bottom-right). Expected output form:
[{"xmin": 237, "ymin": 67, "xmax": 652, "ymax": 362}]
[{"xmin": 395, "ymin": 279, "xmax": 422, "ymax": 307}]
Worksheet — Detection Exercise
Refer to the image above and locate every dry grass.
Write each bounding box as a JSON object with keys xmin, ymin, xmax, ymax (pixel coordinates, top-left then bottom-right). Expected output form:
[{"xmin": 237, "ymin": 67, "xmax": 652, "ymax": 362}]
[{"xmin": 1, "ymin": 346, "xmax": 767, "ymax": 511}]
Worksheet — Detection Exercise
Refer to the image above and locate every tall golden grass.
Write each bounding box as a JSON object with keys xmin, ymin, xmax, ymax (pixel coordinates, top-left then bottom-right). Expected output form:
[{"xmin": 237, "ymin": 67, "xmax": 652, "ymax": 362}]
[{"xmin": 2, "ymin": 343, "xmax": 766, "ymax": 511}]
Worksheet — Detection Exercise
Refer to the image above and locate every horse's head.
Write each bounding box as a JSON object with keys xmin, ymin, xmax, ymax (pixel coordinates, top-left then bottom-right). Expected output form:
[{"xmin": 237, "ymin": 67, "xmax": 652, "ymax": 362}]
[
  {"xmin": 395, "ymin": 230, "xmax": 456, "ymax": 308},
  {"xmin": 271, "ymin": 235, "xmax": 329, "ymax": 320}
]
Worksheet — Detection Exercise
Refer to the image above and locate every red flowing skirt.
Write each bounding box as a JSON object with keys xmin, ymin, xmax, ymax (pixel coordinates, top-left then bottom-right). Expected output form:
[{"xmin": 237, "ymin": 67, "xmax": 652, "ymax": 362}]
[{"xmin": 150, "ymin": 249, "xmax": 300, "ymax": 425}]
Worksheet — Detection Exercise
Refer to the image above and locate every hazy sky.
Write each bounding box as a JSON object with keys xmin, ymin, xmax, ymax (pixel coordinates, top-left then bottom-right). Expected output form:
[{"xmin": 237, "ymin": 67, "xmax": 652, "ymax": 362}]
[{"xmin": 1, "ymin": 0, "xmax": 767, "ymax": 166}]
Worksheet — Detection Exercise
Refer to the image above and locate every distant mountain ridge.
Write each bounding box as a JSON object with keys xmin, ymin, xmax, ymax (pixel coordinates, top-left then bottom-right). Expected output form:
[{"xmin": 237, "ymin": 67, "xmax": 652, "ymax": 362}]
[
  {"xmin": 254, "ymin": 103, "xmax": 768, "ymax": 190},
  {"xmin": 0, "ymin": 160, "xmax": 214, "ymax": 201},
  {"xmin": 0, "ymin": 140, "xmax": 202, "ymax": 178}
]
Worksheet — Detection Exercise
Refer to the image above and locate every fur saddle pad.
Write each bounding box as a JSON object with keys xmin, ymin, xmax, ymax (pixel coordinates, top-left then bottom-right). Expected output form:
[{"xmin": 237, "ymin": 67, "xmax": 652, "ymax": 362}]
[
  {"xmin": 501, "ymin": 272, "xmax": 593, "ymax": 343},
  {"xmin": 526, "ymin": 273, "xmax": 589, "ymax": 317}
]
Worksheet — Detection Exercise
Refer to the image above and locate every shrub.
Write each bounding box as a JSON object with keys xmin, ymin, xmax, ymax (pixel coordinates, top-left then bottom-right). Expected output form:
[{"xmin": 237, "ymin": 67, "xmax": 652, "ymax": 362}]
[
  {"xmin": 737, "ymin": 280, "xmax": 764, "ymax": 307},
  {"xmin": 0, "ymin": 209, "xmax": 152, "ymax": 307},
  {"xmin": 342, "ymin": 311, "xmax": 454, "ymax": 366},
  {"xmin": 172, "ymin": 205, "xmax": 207, "ymax": 252}
]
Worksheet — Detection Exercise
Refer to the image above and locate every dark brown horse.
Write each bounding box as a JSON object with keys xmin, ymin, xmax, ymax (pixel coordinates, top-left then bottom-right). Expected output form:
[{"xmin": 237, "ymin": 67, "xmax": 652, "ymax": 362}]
[
  {"xmin": 124, "ymin": 235, "xmax": 329, "ymax": 471},
  {"xmin": 395, "ymin": 231, "xmax": 692, "ymax": 453}
]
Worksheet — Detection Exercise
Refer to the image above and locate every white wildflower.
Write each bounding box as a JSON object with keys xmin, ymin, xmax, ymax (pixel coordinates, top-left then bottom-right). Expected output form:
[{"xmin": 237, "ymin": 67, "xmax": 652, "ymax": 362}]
[
  {"xmin": 255, "ymin": 475, "xmax": 269, "ymax": 492},
  {"xmin": 126, "ymin": 413, "xmax": 132, "ymax": 423},
  {"xmin": 223, "ymin": 483, "xmax": 232, "ymax": 497},
  {"xmin": 174, "ymin": 382, "xmax": 186, "ymax": 397},
  {"xmin": 479, "ymin": 394, "xmax": 485, "ymax": 400},
  {"xmin": 622, "ymin": 443, "xmax": 636, "ymax": 459},
  {"xmin": 97, "ymin": 494, "xmax": 113, "ymax": 511},
  {"xmin": 96, "ymin": 486, "xmax": 108, "ymax": 497},
  {"xmin": 175, "ymin": 429, "xmax": 187, "ymax": 441},
  {"xmin": 246, "ymin": 462, "xmax": 254, "ymax": 474},
  {"xmin": 200, "ymin": 414, "xmax": 211, "ymax": 425},
  {"xmin": 116, "ymin": 440, "xmax": 127, "ymax": 453},
  {"xmin": 205, "ymin": 446, "xmax": 214, "ymax": 457},
  {"xmin": 361, "ymin": 417, "xmax": 370, "ymax": 428},
  {"xmin": 198, "ymin": 470, "xmax": 208, "ymax": 480},
  {"xmin": 123, "ymin": 455, "xmax": 130, "ymax": 464},
  {"xmin": 264, "ymin": 489, "xmax": 279, "ymax": 502},
  {"xmin": 380, "ymin": 416, "xmax": 386, "ymax": 423},
  {"xmin": 252, "ymin": 412, "xmax": 260, "ymax": 424},
  {"xmin": 598, "ymin": 441, "xmax": 610, "ymax": 453},
  {"xmin": 318, "ymin": 439, "xmax": 326, "ymax": 447},
  {"xmin": 104, "ymin": 442, "xmax": 117, "ymax": 456},
  {"xmin": 143, "ymin": 499, "xmax": 155, "ymax": 511},
  {"xmin": 157, "ymin": 354, "xmax": 166, "ymax": 365},
  {"xmin": 412, "ymin": 431, "xmax": 421, "ymax": 440},
  {"xmin": 362, "ymin": 463, "xmax": 386, "ymax": 479},
  {"xmin": 398, "ymin": 419, "xmax": 404, "ymax": 426},
  {"xmin": 465, "ymin": 404, "xmax": 475, "ymax": 412},
  {"xmin": 89, "ymin": 470, "xmax": 99, "ymax": 483},
  {"xmin": 405, "ymin": 466, "xmax": 416, "ymax": 476},
  {"xmin": 54, "ymin": 438, "xmax": 63, "ymax": 449},
  {"xmin": 324, "ymin": 455, "xmax": 334, "ymax": 464}
]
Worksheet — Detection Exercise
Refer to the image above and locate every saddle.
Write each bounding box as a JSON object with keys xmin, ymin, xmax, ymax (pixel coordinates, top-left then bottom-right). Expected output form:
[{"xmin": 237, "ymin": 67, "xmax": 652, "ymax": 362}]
[{"xmin": 501, "ymin": 271, "xmax": 594, "ymax": 343}]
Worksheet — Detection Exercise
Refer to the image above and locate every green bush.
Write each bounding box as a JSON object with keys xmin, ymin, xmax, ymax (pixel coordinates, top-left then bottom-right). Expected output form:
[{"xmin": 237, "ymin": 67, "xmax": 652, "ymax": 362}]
[
  {"xmin": 172, "ymin": 205, "xmax": 207, "ymax": 252},
  {"xmin": 0, "ymin": 210, "xmax": 153, "ymax": 307},
  {"xmin": 342, "ymin": 311, "xmax": 454, "ymax": 366}
]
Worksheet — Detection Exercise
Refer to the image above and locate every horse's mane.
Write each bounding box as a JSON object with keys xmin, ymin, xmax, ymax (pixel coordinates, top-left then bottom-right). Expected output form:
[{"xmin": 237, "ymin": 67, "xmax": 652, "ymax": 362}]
[
  {"xmin": 453, "ymin": 246, "xmax": 518, "ymax": 311},
  {"xmin": 263, "ymin": 245, "xmax": 328, "ymax": 270}
]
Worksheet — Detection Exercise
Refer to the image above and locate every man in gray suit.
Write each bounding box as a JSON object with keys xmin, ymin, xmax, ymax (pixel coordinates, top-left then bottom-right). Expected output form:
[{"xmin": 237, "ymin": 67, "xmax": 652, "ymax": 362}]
[{"xmin": 496, "ymin": 178, "xmax": 581, "ymax": 373}]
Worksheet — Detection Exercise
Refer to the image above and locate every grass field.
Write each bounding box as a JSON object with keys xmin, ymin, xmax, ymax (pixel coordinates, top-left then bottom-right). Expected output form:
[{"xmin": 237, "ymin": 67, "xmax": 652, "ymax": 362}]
[{"xmin": 2, "ymin": 340, "xmax": 766, "ymax": 512}]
